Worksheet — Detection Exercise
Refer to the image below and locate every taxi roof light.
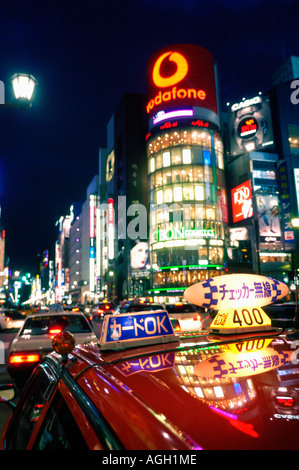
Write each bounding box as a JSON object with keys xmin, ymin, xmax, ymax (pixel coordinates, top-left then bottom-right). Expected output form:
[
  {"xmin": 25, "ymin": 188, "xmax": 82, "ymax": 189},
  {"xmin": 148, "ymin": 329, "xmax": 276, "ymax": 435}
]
[
  {"xmin": 99, "ymin": 310, "xmax": 178, "ymax": 350},
  {"xmin": 184, "ymin": 273, "xmax": 288, "ymax": 335}
]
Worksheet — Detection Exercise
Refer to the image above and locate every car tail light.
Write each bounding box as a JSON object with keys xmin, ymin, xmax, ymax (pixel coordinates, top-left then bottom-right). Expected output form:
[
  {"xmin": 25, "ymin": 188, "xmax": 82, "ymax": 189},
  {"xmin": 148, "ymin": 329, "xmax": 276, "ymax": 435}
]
[
  {"xmin": 49, "ymin": 328, "xmax": 63, "ymax": 338},
  {"xmin": 194, "ymin": 314, "xmax": 201, "ymax": 321},
  {"xmin": 98, "ymin": 309, "xmax": 104, "ymax": 314},
  {"xmin": 5, "ymin": 317, "xmax": 11, "ymax": 322},
  {"xmin": 9, "ymin": 353, "xmax": 40, "ymax": 364}
]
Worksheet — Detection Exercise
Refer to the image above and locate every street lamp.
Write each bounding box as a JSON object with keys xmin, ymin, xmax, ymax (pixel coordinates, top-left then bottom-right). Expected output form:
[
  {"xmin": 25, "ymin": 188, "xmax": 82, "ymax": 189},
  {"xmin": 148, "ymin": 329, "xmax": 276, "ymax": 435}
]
[{"xmin": 11, "ymin": 73, "xmax": 37, "ymax": 101}]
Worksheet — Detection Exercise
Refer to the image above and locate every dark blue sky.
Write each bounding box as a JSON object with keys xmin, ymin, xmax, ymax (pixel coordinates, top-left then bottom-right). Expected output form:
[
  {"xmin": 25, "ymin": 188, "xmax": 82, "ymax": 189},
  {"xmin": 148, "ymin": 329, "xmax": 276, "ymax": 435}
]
[{"xmin": 0, "ymin": 0, "xmax": 298, "ymax": 273}]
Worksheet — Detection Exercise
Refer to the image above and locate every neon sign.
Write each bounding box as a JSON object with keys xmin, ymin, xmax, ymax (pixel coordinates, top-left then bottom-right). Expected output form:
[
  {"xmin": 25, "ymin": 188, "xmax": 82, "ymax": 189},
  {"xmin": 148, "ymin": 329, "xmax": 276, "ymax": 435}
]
[
  {"xmin": 231, "ymin": 180, "xmax": 253, "ymax": 223},
  {"xmin": 238, "ymin": 117, "xmax": 258, "ymax": 138},
  {"xmin": 147, "ymin": 86, "xmax": 206, "ymax": 114},
  {"xmin": 153, "ymin": 227, "xmax": 215, "ymax": 242},
  {"xmin": 152, "ymin": 51, "xmax": 188, "ymax": 88},
  {"xmin": 146, "ymin": 44, "xmax": 218, "ymax": 117},
  {"xmin": 153, "ymin": 109, "xmax": 193, "ymax": 124},
  {"xmin": 231, "ymin": 96, "xmax": 262, "ymax": 112}
]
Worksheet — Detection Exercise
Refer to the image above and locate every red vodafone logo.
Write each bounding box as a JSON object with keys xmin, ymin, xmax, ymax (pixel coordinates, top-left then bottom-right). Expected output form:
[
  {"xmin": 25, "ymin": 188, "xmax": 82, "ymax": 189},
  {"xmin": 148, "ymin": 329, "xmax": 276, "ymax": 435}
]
[
  {"xmin": 146, "ymin": 45, "xmax": 217, "ymax": 116},
  {"xmin": 152, "ymin": 51, "xmax": 188, "ymax": 88}
]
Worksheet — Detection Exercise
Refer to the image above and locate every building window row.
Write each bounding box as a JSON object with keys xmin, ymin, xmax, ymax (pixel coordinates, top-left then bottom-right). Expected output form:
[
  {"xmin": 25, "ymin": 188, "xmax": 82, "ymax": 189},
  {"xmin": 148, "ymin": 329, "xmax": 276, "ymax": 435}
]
[
  {"xmin": 149, "ymin": 146, "xmax": 223, "ymax": 172},
  {"xmin": 147, "ymin": 128, "xmax": 223, "ymax": 154}
]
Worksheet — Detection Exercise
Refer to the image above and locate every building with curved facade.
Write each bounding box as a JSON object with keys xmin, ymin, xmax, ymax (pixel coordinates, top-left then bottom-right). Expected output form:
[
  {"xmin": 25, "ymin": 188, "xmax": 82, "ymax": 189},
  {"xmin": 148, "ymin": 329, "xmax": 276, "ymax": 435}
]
[{"xmin": 145, "ymin": 44, "xmax": 228, "ymax": 300}]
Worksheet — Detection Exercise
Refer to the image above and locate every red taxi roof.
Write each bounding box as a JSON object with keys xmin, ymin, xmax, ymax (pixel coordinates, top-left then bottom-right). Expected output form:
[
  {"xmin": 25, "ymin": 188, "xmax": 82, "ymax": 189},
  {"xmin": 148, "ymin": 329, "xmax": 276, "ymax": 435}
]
[{"xmin": 60, "ymin": 331, "xmax": 299, "ymax": 450}]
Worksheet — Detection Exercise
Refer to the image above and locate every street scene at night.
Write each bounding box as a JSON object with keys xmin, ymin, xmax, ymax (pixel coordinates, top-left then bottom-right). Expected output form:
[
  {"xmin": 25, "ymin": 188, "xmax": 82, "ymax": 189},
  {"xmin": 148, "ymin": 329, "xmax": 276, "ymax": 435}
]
[{"xmin": 0, "ymin": 0, "xmax": 299, "ymax": 454}]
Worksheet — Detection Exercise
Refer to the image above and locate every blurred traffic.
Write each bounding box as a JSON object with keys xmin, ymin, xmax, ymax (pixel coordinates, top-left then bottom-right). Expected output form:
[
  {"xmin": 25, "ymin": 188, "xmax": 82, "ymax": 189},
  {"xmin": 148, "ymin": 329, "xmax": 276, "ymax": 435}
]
[{"xmin": 1, "ymin": 273, "xmax": 299, "ymax": 450}]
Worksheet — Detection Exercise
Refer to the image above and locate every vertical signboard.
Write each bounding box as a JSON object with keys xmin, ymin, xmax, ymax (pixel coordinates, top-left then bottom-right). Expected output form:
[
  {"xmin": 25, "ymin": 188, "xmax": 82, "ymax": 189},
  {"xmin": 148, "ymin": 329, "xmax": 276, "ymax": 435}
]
[
  {"xmin": 228, "ymin": 95, "xmax": 274, "ymax": 157},
  {"xmin": 231, "ymin": 180, "xmax": 253, "ymax": 223},
  {"xmin": 256, "ymin": 194, "xmax": 281, "ymax": 243},
  {"xmin": 277, "ymin": 161, "xmax": 295, "ymax": 249},
  {"xmin": 108, "ymin": 198, "xmax": 115, "ymax": 260}
]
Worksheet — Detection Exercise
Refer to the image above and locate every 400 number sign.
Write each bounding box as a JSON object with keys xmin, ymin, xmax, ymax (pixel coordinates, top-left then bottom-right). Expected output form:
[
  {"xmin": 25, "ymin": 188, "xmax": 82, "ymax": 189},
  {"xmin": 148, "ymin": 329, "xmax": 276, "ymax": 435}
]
[{"xmin": 208, "ymin": 306, "xmax": 273, "ymax": 335}]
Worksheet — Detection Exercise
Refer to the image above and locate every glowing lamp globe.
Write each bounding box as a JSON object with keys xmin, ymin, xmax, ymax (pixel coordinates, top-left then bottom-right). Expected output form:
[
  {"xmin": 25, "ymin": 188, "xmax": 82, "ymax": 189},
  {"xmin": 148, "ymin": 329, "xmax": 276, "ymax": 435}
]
[{"xmin": 11, "ymin": 73, "xmax": 37, "ymax": 101}]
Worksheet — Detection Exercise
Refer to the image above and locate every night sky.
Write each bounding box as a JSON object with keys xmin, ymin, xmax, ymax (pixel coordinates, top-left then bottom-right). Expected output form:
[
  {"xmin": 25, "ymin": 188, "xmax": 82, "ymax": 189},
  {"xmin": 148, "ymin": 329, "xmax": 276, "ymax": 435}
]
[{"xmin": 0, "ymin": 0, "xmax": 298, "ymax": 274}]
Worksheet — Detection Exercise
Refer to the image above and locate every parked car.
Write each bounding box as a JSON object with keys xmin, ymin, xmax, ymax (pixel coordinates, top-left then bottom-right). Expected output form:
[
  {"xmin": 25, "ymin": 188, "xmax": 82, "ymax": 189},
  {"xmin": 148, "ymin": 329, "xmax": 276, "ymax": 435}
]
[
  {"xmin": 163, "ymin": 302, "xmax": 203, "ymax": 332},
  {"xmin": 113, "ymin": 299, "xmax": 164, "ymax": 315},
  {"xmin": 7, "ymin": 310, "xmax": 97, "ymax": 388},
  {"xmin": 0, "ymin": 310, "xmax": 25, "ymax": 332},
  {"xmin": 92, "ymin": 302, "xmax": 115, "ymax": 320}
]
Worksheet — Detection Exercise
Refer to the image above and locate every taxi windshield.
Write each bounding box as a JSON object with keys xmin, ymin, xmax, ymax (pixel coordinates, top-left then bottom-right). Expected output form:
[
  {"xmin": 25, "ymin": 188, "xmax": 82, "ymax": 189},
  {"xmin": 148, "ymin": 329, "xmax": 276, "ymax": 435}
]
[{"xmin": 20, "ymin": 314, "xmax": 92, "ymax": 336}]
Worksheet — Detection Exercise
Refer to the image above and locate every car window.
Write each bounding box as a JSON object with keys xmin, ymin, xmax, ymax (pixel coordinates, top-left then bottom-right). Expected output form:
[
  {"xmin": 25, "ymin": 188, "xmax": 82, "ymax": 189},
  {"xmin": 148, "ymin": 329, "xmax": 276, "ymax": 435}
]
[
  {"xmin": 129, "ymin": 305, "xmax": 164, "ymax": 312},
  {"xmin": 6, "ymin": 377, "xmax": 47, "ymax": 449},
  {"xmin": 165, "ymin": 304, "xmax": 196, "ymax": 313},
  {"xmin": 19, "ymin": 315, "xmax": 92, "ymax": 336},
  {"xmin": 33, "ymin": 390, "xmax": 88, "ymax": 450}
]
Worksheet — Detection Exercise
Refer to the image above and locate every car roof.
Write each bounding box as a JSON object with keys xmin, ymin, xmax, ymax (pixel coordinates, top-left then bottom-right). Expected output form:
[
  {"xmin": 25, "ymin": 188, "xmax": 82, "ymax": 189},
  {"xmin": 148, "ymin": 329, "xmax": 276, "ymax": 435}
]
[
  {"xmin": 25, "ymin": 310, "xmax": 85, "ymax": 319},
  {"xmin": 46, "ymin": 326, "xmax": 298, "ymax": 450}
]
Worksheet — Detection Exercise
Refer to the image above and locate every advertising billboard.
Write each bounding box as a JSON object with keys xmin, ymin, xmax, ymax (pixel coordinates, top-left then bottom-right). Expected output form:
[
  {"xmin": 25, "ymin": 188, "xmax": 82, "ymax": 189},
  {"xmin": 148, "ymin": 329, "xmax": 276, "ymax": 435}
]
[
  {"xmin": 231, "ymin": 180, "xmax": 253, "ymax": 223},
  {"xmin": 228, "ymin": 95, "xmax": 274, "ymax": 157},
  {"xmin": 256, "ymin": 194, "xmax": 281, "ymax": 243},
  {"xmin": 146, "ymin": 44, "xmax": 218, "ymax": 120}
]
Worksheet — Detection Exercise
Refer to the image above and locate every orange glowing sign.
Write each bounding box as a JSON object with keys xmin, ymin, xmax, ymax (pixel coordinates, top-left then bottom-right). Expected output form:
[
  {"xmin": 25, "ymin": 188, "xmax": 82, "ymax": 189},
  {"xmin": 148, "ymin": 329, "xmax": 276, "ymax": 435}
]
[
  {"xmin": 152, "ymin": 51, "xmax": 188, "ymax": 88},
  {"xmin": 146, "ymin": 44, "xmax": 218, "ymax": 117}
]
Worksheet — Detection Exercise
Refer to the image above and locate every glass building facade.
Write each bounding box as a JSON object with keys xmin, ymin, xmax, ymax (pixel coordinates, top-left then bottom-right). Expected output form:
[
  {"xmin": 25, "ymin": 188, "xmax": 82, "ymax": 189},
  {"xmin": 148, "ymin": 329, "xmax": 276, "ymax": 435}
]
[{"xmin": 147, "ymin": 123, "xmax": 227, "ymax": 299}]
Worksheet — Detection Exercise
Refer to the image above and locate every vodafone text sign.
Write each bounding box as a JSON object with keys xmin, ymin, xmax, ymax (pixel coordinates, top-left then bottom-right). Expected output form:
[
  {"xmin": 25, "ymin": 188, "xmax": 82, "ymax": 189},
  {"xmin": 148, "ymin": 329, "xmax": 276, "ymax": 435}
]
[
  {"xmin": 231, "ymin": 180, "xmax": 253, "ymax": 223},
  {"xmin": 146, "ymin": 44, "xmax": 218, "ymax": 117}
]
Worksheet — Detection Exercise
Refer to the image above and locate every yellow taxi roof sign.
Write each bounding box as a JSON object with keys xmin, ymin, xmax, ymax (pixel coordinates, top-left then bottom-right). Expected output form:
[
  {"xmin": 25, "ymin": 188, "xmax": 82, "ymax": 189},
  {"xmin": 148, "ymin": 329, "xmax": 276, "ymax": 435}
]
[
  {"xmin": 184, "ymin": 274, "xmax": 289, "ymax": 311},
  {"xmin": 207, "ymin": 306, "xmax": 273, "ymax": 335}
]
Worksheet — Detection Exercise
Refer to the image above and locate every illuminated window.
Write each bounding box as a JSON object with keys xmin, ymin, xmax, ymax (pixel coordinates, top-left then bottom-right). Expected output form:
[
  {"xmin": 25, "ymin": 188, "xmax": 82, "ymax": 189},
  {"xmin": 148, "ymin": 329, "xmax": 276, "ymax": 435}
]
[
  {"xmin": 163, "ymin": 171, "xmax": 172, "ymax": 185},
  {"xmin": 195, "ymin": 185, "xmax": 204, "ymax": 200},
  {"xmin": 155, "ymin": 171, "xmax": 162, "ymax": 186},
  {"xmin": 150, "ymin": 158, "xmax": 155, "ymax": 173},
  {"xmin": 173, "ymin": 170, "xmax": 181, "ymax": 183},
  {"xmin": 182, "ymin": 167, "xmax": 193, "ymax": 182},
  {"xmin": 157, "ymin": 190, "xmax": 163, "ymax": 204},
  {"xmin": 163, "ymin": 151, "xmax": 170, "ymax": 167},
  {"xmin": 171, "ymin": 148, "xmax": 182, "ymax": 165},
  {"xmin": 206, "ymin": 206, "xmax": 215, "ymax": 219},
  {"xmin": 182, "ymin": 148, "xmax": 192, "ymax": 164},
  {"xmin": 173, "ymin": 186, "xmax": 182, "ymax": 202},
  {"xmin": 183, "ymin": 184, "xmax": 194, "ymax": 201},
  {"xmin": 164, "ymin": 188, "xmax": 173, "ymax": 203},
  {"xmin": 213, "ymin": 386, "xmax": 224, "ymax": 398},
  {"xmin": 156, "ymin": 154, "xmax": 162, "ymax": 169}
]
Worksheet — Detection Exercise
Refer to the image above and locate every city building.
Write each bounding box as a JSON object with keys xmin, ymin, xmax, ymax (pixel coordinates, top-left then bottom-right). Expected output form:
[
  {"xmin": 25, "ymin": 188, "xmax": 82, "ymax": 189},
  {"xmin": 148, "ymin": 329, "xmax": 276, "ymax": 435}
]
[
  {"xmin": 97, "ymin": 92, "xmax": 148, "ymax": 302},
  {"xmin": 225, "ymin": 56, "xmax": 299, "ymax": 285},
  {"xmin": 146, "ymin": 44, "xmax": 228, "ymax": 301}
]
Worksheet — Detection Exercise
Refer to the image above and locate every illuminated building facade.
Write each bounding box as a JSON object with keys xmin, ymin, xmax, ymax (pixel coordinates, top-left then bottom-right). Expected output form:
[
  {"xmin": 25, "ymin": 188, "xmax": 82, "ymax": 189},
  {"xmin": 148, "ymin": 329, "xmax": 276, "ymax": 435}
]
[
  {"xmin": 146, "ymin": 45, "xmax": 228, "ymax": 300},
  {"xmin": 98, "ymin": 93, "xmax": 148, "ymax": 302},
  {"xmin": 226, "ymin": 56, "xmax": 299, "ymax": 285}
]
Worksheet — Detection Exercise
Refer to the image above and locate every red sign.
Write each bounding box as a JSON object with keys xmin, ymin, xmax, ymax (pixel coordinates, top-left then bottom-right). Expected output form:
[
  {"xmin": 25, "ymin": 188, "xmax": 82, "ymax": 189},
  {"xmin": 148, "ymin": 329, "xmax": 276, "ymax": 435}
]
[
  {"xmin": 146, "ymin": 44, "xmax": 218, "ymax": 117},
  {"xmin": 231, "ymin": 180, "xmax": 253, "ymax": 223}
]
